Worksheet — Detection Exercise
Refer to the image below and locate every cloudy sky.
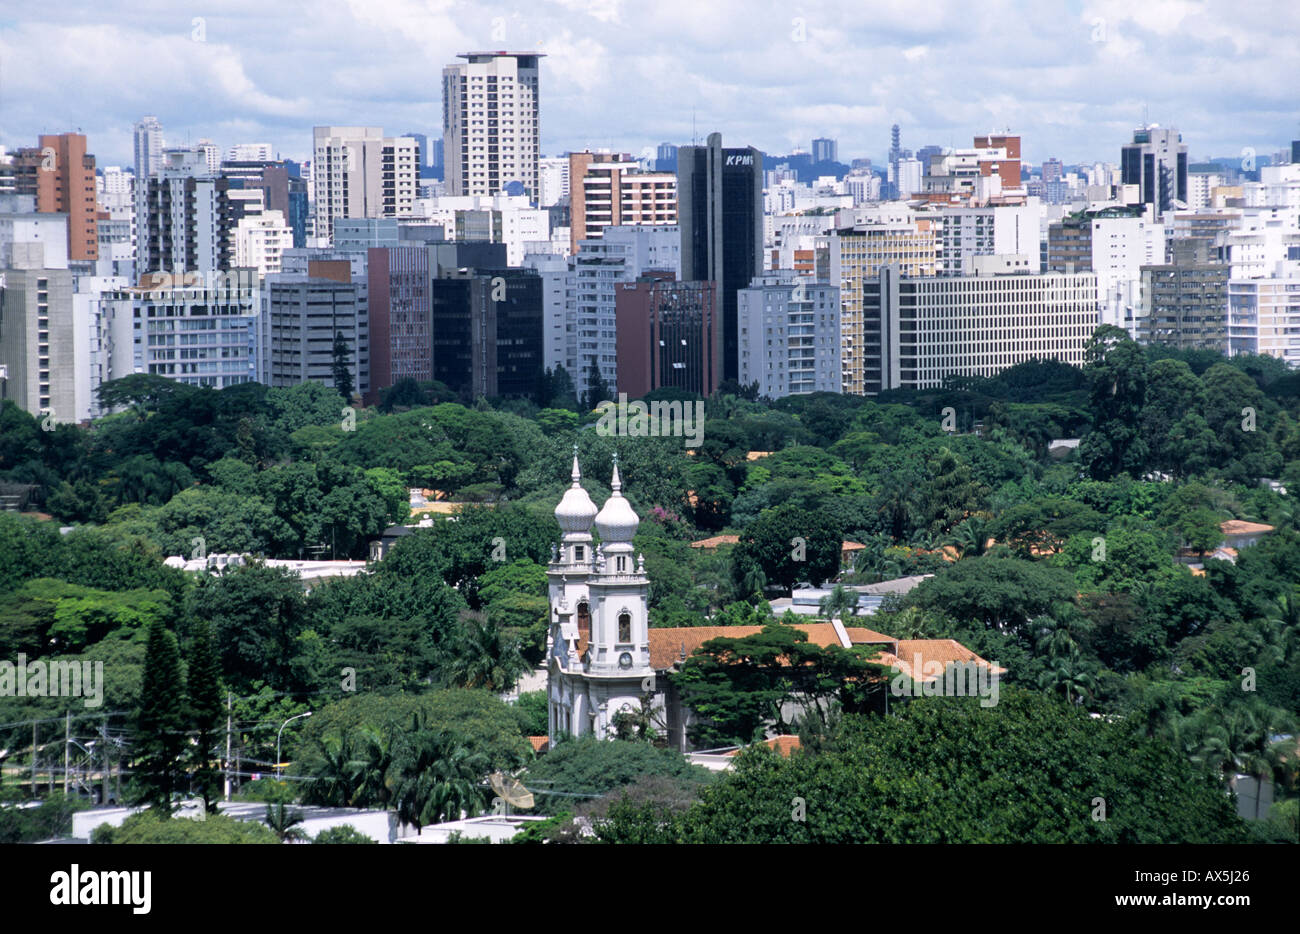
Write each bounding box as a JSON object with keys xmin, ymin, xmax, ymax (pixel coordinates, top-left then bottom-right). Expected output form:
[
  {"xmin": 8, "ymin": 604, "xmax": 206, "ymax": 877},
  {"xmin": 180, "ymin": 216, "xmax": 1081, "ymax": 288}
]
[{"xmin": 2, "ymin": 0, "xmax": 1297, "ymax": 171}]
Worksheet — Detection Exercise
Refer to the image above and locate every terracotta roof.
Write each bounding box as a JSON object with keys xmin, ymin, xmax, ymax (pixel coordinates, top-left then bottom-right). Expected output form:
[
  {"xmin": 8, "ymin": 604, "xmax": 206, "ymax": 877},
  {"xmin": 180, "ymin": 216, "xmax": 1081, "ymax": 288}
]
[
  {"xmin": 841, "ymin": 541, "xmax": 866, "ymax": 552},
  {"xmin": 878, "ymin": 639, "xmax": 1007, "ymax": 681},
  {"xmin": 649, "ymin": 622, "xmax": 895, "ymax": 670},
  {"xmin": 1220, "ymin": 520, "xmax": 1273, "ymax": 535},
  {"xmin": 690, "ymin": 534, "xmax": 740, "ymax": 549},
  {"xmin": 527, "ymin": 736, "xmax": 549, "ymax": 753},
  {"xmin": 746, "ymin": 451, "xmax": 773, "ymax": 461},
  {"xmin": 725, "ymin": 735, "xmax": 802, "ymax": 758}
]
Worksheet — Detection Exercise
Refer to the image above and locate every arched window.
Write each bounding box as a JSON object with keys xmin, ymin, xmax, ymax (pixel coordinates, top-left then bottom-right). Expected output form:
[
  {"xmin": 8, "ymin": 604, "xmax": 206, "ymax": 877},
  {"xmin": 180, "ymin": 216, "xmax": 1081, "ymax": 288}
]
[
  {"xmin": 577, "ymin": 601, "xmax": 591, "ymax": 638},
  {"xmin": 618, "ymin": 612, "xmax": 632, "ymax": 643}
]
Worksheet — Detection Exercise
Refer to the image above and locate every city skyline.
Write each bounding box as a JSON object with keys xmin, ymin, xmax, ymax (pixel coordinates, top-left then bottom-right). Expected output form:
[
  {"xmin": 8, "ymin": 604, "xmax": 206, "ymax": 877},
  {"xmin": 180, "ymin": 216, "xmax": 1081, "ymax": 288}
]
[{"xmin": 2, "ymin": 0, "xmax": 1297, "ymax": 170}]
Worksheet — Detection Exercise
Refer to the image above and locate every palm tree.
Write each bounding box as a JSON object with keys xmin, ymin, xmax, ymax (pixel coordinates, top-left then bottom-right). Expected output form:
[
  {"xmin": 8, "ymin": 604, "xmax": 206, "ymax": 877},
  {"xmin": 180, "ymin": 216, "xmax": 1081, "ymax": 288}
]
[
  {"xmin": 818, "ymin": 584, "xmax": 857, "ymax": 621},
  {"xmin": 389, "ymin": 716, "xmax": 489, "ymax": 833},
  {"xmin": 265, "ymin": 802, "xmax": 308, "ymax": 843},
  {"xmin": 445, "ymin": 615, "xmax": 529, "ymax": 692},
  {"xmin": 352, "ymin": 724, "xmax": 396, "ymax": 810},
  {"xmin": 948, "ymin": 515, "xmax": 993, "ymax": 559},
  {"xmin": 1037, "ymin": 647, "xmax": 1094, "ymax": 706},
  {"xmin": 305, "ymin": 731, "xmax": 365, "ymax": 807}
]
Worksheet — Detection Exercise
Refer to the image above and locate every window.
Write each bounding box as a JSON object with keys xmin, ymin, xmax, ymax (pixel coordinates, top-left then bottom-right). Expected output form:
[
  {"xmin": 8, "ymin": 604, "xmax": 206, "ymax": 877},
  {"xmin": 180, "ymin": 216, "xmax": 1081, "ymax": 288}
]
[
  {"xmin": 618, "ymin": 612, "xmax": 631, "ymax": 643},
  {"xmin": 577, "ymin": 601, "xmax": 591, "ymax": 635}
]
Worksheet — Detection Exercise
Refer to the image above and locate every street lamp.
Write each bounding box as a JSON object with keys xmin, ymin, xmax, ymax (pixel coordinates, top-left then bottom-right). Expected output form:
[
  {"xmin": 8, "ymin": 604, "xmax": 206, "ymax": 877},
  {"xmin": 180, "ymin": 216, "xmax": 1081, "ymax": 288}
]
[{"xmin": 276, "ymin": 712, "xmax": 312, "ymax": 778}]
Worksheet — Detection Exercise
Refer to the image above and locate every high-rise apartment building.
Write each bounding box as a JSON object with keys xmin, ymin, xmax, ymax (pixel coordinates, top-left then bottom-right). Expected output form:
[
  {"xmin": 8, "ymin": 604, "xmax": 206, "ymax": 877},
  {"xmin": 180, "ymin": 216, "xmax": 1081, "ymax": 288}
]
[
  {"xmin": 678, "ymin": 131, "xmax": 763, "ymax": 383},
  {"xmin": 1228, "ymin": 276, "xmax": 1300, "ymax": 367},
  {"xmin": 138, "ymin": 148, "xmax": 233, "ymax": 275},
  {"xmin": 861, "ymin": 265, "xmax": 1097, "ymax": 393},
  {"xmin": 10, "ymin": 134, "xmax": 99, "ymax": 263},
  {"xmin": 133, "ymin": 117, "xmax": 164, "ymax": 185},
  {"xmin": 102, "ymin": 272, "xmax": 259, "ymax": 389},
  {"xmin": 442, "ymin": 52, "xmax": 543, "ymax": 199},
  {"xmin": 615, "ymin": 274, "xmax": 719, "ymax": 398},
  {"xmin": 311, "ymin": 127, "xmax": 419, "ymax": 243},
  {"xmin": 0, "ymin": 215, "xmax": 75, "ymax": 420},
  {"xmin": 819, "ymin": 206, "xmax": 937, "ymax": 394},
  {"xmin": 568, "ymin": 152, "xmax": 677, "ymax": 254},
  {"xmin": 539, "ymin": 156, "xmax": 571, "ymax": 207},
  {"xmin": 737, "ymin": 270, "xmax": 841, "ymax": 397},
  {"xmin": 812, "ymin": 138, "xmax": 838, "ymax": 164},
  {"xmin": 1121, "ymin": 125, "xmax": 1188, "ymax": 215},
  {"xmin": 260, "ymin": 273, "xmax": 364, "ymax": 392},
  {"xmin": 1138, "ymin": 263, "xmax": 1228, "ymax": 351}
]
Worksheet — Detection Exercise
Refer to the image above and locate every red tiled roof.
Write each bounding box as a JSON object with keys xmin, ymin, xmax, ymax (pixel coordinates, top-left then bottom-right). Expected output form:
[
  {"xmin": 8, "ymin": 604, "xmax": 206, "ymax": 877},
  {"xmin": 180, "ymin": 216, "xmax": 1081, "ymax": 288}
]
[
  {"xmin": 649, "ymin": 622, "xmax": 895, "ymax": 670},
  {"xmin": 690, "ymin": 534, "xmax": 740, "ymax": 549},
  {"xmin": 1220, "ymin": 520, "xmax": 1273, "ymax": 535},
  {"xmin": 877, "ymin": 639, "xmax": 1007, "ymax": 681},
  {"xmin": 528, "ymin": 736, "xmax": 549, "ymax": 753},
  {"xmin": 725, "ymin": 735, "xmax": 802, "ymax": 757}
]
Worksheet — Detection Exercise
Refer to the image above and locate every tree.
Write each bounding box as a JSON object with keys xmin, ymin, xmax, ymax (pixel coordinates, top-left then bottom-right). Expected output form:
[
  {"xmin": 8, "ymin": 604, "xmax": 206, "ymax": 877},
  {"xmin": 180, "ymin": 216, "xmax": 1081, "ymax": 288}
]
[
  {"xmin": 133, "ymin": 618, "xmax": 188, "ymax": 811},
  {"xmin": 670, "ymin": 624, "xmax": 888, "ymax": 747},
  {"xmin": 389, "ymin": 717, "xmax": 489, "ymax": 831},
  {"xmin": 733, "ymin": 504, "xmax": 843, "ymax": 592},
  {"xmin": 1080, "ymin": 325, "xmax": 1150, "ymax": 480},
  {"xmin": 817, "ymin": 584, "xmax": 857, "ymax": 620},
  {"xmin": 331, "ymin": 332, "xmax": 355, "ymax": 401},
  {"xmin": 908, "ymin": 555, "xmax": 1076, "ymax": 636},
  {"xmin": 187, "ymin": 618, "xmax": 223, "ymax": 813},
  {"xmin": 93, "ymin": 810, "xmax": 278, "ymax": 844},
  {"xmin": 265, "ymin": 802, "xmax": 309, "ymax": 842},
  {"xmin": 582, "ymin": 357, "xmax": 610, "ymax": 413},
  {"xmin": 601, "ymin": 690, "xmax": 1247, "ymax": 843},
  {"xmin": 523, "ymin": 735, "xmax": 712, "ymax": 815},
  {"xmin": 313, "ymin": 824, "xmax": 376, "ymax": 844},
  {"xmin": 443, "ymin": 615, "xmax": 530, "ymax": 692}
]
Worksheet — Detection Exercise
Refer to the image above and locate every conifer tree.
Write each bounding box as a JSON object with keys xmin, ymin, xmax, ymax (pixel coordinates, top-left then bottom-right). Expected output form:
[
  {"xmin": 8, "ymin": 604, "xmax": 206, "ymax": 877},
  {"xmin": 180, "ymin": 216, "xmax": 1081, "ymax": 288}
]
[
  {"xmin": 134, "ymin": 618, "xmax": 188, "ymax": 812},
  {"xmin": 188, "ymin": 618, "xmax": 223, "ymax": 813}
]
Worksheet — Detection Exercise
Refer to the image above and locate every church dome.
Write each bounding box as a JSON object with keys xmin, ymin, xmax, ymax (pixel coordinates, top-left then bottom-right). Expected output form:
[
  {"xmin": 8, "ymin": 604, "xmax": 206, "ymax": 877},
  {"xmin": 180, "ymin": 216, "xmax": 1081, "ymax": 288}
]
[
  {"xmin": 555, "ymin": 453, "xmax": 598, "ymax": 535},
  {"xmin": 594, "ymin": 460, "xmax": 639, "ymax": 546}
]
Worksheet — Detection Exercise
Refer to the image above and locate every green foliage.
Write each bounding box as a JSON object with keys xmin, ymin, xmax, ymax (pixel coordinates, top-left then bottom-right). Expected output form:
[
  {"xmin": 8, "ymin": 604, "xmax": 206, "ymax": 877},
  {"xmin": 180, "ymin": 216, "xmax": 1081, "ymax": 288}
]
[
  {"xmin": 314, "ymin": 824, "xmax": 377, "ymax": 844},
  {"xmin": 132, "ymin": 619, "xmax": 188, "ymax": 811},
  {"xmin": 93, "ymin": 810, "xmax": 278, "ymax": 844},
  {"xmin": 604, "ymin": 691, "xmax": 1247, "ymax": 843},
  {"xmin": 0, "ymin": 793, "xmax": 86, "ymax": 843},
  {"xmin": 734, "ymin": 504, "xmax": 843, "ymax": 592},
  {"xmin": 523, "ymin": 736, "xmax": 713, "ymax": 815}
]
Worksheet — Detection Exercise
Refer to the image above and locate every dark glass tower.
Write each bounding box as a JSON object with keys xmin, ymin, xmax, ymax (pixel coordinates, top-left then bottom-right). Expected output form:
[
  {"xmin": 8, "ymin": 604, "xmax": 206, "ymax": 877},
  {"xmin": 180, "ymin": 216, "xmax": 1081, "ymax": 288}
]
[{"xmin": 677, "ymin": 132, "xmax": 763, "ymax": 384}]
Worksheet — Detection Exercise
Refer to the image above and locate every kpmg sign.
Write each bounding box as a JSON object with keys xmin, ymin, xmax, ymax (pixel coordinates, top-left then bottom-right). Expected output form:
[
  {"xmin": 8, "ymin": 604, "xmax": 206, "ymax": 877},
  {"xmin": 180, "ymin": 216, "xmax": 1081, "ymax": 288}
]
[{"xmin": 724, "ymin": 153, "xmax": 754, "ymax": 166}]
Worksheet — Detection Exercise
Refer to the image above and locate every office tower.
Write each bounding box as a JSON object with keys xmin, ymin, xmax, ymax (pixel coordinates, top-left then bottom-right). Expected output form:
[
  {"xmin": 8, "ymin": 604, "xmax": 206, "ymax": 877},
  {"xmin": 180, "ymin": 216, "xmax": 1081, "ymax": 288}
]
[
  {"xmin": 261, "ymin": 272, "xmax": 364, "ymax": 390},
  {"xmin": 222, "ymin": 159, "xmax": 309, "ymax": 249},
  {"xmin": 1292, "ymin": 140, "xmax": 1300, "ymax": 164},
  {"xmin": 197, "ymin": 139, "xmax": 220, "ymax": 175},
  {"xmin": 430, "ymin": 267, "xmax": 543, "ymax": 399},
  {"xmin": 233, "ymin": 210, "xmax": 292, "ymax": 277},
  {"xmin": 972, "ymin": 134, "xmax": 1023, "ymax": 190},
  {"xmin": 1042, "ymin": 158, "xmax": 1064, "ymax": 183},
  {"xmin": 430, "ymin": 138, "xmax": 445, "ymax": 178},
  {"xmin": 1229, "ymin": 276, "xmax": 1300, "ymax": 366},
  {"xmin": 812, "ymin": 138, "xmax": 838, "ymax": 164},
  {"xmin": 137, "ymin": 148, "xmax": 234, "ymax": 274},
  {"xmin": 1138, "ymin": 263, "xmax": 1228, "ymax": 351},
  {"xmin": 820, "ymin": 206, "xmax": 937, "ymax": 394},
  {"xmin": 311, "ymin": 127, "xmax": 419, "ymax": 243},
  {"xmin": 861, "ymin": 264, "xmax": 1097, "ymax": 393},
  {"xmin": 677, "ymin": 131, "xmax": 763, "ymax": 383},
  {"xmin": 133, "ymin": 117, "xmax": 164, "ymax": 183},
  {"xmin": 98, "ymin": 167, "xmax": 133, "ymax": 217},
  {"xmin": 918, "ymin": 135, "xmax": 1024, "ymax": 206},
  {"xmin": 1047, "ymin": 204, "xmax": 1165, "ymax": 331},
  {"xmin": 737, "ymin": 270, "xmax": 840, "ymax": 397},
  {"xmin": 522, "ymin": 252, "xmax": 570, "ymax": 371},
  {"xmin": 568, "ymin": 151, "xmax": 676, "ymax": 254},
  {"xmin": 615, "ymin": 274, "xmax": 719, "ymax": 398},
  {"xmin": 442, "ymin": 51, "xmax": 543, "ymax": 198},
  {"xmin": 11, "ymin": 133, "xmax": 99, "ymax": 262},
  {"xmin": 930, "ymin": 201, "xmax": 1042, "ymax": 276},
  {"xmin": 0, "ymin": 212, "xmax": 75, "ymax": 420},
  {"xmin": 1121, "ymin": 125, "xmax": 1188, "ymax": 214},
  {"xmin": 656, "ymin": 142, "xmax": 679, "ymax": 172},
  {"xmin": 916, "ymin": 145, "xmax": 944, "ymax": 171},
  {"xmin": 366, "ymin": 245, "xmax": 431, "ymax": 400},
  {"xmin": 538, "ymin": 156, "xmax": 570, "ymax": 207},
  {"xmin": 102, "ymin": 271, "xmax": 260, "ymax": 389}
]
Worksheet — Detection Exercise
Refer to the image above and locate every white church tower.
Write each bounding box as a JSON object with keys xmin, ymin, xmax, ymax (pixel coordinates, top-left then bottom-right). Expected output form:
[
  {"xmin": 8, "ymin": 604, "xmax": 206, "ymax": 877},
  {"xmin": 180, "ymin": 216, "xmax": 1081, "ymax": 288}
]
[{"xmin": 547, "ymin": 451, "xmax": 656, "ymax": 740}]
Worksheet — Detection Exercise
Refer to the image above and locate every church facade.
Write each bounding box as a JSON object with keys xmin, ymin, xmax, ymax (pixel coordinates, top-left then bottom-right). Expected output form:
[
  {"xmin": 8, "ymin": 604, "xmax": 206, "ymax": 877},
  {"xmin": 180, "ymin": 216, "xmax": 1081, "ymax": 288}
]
[{"xmin": 546, "ymin": 453, "xmax": 666, "ymax": 741}]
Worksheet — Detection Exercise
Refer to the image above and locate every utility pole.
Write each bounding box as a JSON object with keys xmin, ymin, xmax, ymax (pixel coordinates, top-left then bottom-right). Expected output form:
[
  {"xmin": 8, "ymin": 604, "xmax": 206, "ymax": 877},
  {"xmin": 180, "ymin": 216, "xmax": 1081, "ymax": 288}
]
[
  {"xmin": 224, "ymin": 692, "xmax": 233, "ymax": 801},
  {"xmin": 63, "ymin": 711, "xmax": 70, "ymax": 794},
  {"xmin": 101, "ymin": 719, "xmax": 109, "ymax": 806}
]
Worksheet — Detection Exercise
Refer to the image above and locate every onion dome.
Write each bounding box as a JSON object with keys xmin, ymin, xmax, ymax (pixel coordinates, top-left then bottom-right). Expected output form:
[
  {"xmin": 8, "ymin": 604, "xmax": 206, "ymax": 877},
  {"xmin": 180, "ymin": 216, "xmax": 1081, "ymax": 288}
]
[
  {"xmin": 555, "ymin": 452, "xmax": 597, "ymax": 537},
  {"xmin": 594, "ymin": 457, "xmax": 639, "ymax": 549}
]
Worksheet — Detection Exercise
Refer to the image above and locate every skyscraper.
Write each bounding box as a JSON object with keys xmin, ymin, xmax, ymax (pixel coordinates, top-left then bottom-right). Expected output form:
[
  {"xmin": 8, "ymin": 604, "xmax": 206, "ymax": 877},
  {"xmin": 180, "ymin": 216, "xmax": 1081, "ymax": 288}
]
[
  {"xmin": 442, "ymin": 51, "xmax": 543, "ymax": 199},
  {"xmin": 11, "ymin": 133, "xmax": 99, "ymax": 262},
  {"xmin": 311, "ymin": 127, "xmax": 419, "ymax": 243},
  {"xmin": 812, "ymin": 137, "xmax": 838, "ymax": 164},
  {"xmin": 1121, "ymin": 125, "xmax": 1188, "ymax": 214},
  {"xmin": 677, "ymin": 131, "xmax": 763, "ymax": 383},
  {"xmin": 568, "ymin": 151, "xmax": 676, "ymax": 255},
  {"xmin": 133, "ymin": 116, "xmax": 164, "ymax": 184}
]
